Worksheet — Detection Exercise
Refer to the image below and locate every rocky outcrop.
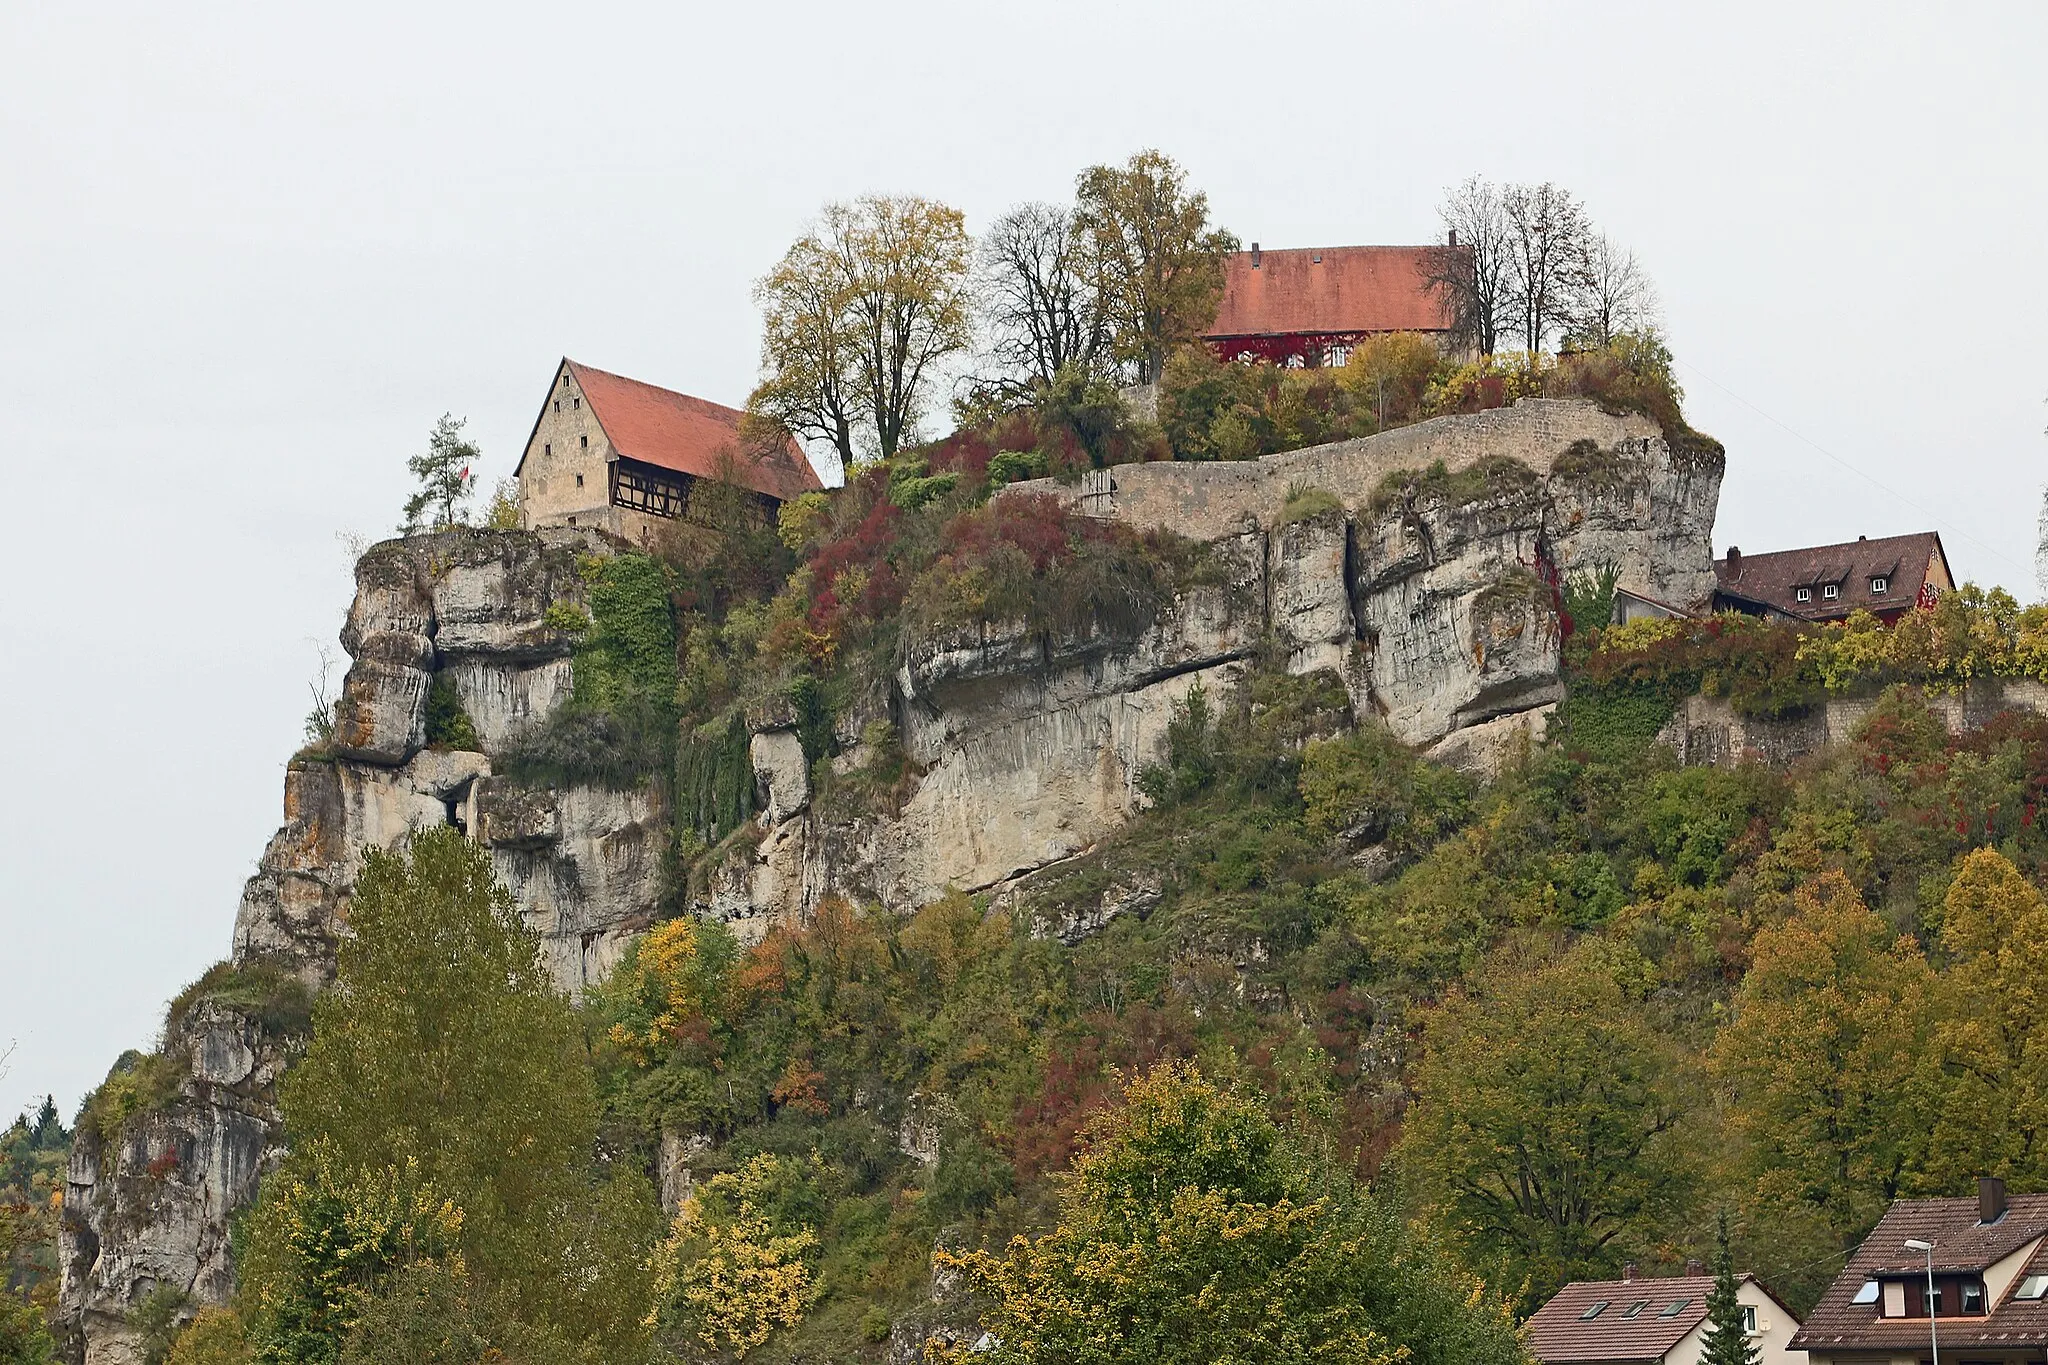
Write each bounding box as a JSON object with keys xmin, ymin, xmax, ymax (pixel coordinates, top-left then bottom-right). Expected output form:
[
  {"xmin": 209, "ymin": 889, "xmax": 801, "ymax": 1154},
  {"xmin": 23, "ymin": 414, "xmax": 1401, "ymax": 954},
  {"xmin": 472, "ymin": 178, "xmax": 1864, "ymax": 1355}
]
[
  {"xmin": 59, "ymin": 1004, "xmax": 292, "ymax": 1365},
  {"xmin": 64, "ymin": 399, "xmax": 1722, "ymax": 1362},
  {"xmin": 710, "ymin": 399, "xmax": 1722, "ymax": 925}
]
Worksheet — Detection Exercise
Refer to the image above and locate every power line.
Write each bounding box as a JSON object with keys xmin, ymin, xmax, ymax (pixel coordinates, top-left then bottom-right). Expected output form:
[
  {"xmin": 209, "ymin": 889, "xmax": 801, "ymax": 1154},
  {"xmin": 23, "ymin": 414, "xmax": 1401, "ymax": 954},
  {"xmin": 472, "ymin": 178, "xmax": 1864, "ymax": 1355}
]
[{"xmin": 1674, "ymin": 358, "xmax": 2035, "ymax": 587}]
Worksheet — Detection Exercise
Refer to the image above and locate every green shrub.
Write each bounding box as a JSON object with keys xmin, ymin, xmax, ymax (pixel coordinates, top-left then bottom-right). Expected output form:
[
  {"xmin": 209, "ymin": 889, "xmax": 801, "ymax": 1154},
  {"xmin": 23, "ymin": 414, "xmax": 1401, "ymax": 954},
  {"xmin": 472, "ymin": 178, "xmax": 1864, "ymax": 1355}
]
[
  {"xmin": 79, "ymin": 1051, "xmax": 188, "ymax": 1147},
  {"xmin": 1278, "ymin": 483, "xmax": 1343, "ymax": 525},
  {"xmin": 986, "ymin": 448, "xmax": 1048, "ymax": 488},
  {"xmin": 675, "ymin": 713, "xmax": 756, "ymax": 846},
  {"xmin": 421, "ymin": 675, "xmax": 480, "ymax": 752},
  {"xmin": 1363, "ymin": 455, "xmax": 1541, "ymax": 519},
  {"xmin": 166, "ymin": 961, "xmax": 315, "ymax": 1041}
]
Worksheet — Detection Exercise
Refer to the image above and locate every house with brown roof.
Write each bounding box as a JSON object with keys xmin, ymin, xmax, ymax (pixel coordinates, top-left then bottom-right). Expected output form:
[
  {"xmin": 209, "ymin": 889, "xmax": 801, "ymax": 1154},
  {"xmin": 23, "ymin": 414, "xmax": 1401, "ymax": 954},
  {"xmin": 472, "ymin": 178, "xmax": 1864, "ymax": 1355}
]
[
  {"xmin": 1201, "ymin": 243, "xmax": 1468, "ymax": 368},
  {"xmin": 1794, "ymin": 1180, "xmax": 2048, "ymax": 1365},
  {"xmin": 1712, "ymin": 533, "xmax": 1953, "ymax": 625},
  {"xmin": 1526, "ymin": 1268, "xmax": 1806, "ymax": 1365},
  {"xmin": 514, "ymin": 358, "xmax": 823, "ymax": 542}
]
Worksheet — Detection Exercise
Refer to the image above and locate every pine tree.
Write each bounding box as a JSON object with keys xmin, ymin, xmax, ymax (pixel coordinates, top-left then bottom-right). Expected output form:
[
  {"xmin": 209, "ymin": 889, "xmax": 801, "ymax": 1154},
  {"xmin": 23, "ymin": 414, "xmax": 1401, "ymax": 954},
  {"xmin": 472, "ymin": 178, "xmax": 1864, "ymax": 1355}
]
[
  {"xmin": 1699, "ymin": 1209, "xmax": 1761, "ymax": 1365},
  {"xmin": 400, "ymin": 413, "xmax": 480, "ymax": 533}
]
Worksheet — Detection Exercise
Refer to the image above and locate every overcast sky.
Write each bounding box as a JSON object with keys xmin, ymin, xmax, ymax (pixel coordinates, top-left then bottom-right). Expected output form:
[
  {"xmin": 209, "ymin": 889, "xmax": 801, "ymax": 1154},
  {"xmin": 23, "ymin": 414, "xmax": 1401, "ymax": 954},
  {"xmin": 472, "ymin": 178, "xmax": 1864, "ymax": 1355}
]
[{"xmin": 3, "ymin": 2, "xmax": 2044, "ymax": 1122}]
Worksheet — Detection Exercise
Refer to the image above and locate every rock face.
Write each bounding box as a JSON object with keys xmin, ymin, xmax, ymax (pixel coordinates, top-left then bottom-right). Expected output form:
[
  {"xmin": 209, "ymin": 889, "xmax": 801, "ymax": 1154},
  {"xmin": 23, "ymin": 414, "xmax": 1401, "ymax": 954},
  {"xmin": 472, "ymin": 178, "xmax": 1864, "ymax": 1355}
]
[
  {"xmin": 61, "ymin": 528, "xmax": 662, "ymax": 1360},
  {"xmin": 59, "ymin": 1004, "xmax": 291, "ymax": 1365},
  {"xmin": 712, "ymin": 399, "xmax": 1723, "ymax": 925}
]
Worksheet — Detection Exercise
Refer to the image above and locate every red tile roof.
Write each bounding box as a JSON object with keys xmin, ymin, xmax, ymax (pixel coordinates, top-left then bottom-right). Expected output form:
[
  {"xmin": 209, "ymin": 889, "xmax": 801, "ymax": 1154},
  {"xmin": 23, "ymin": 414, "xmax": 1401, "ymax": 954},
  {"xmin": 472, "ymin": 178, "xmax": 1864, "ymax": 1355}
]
[
  {"xmin": 521, "ymin": 359, "xmax": 823, "ymax": 502},
  {"xmin": 1713, "ymin": 531, "xmax": 1950, "ymax": 622},
  {"xmin": 1203, "ymin": 245, "xmax": 1454, "ymax": 341},
  {"xmin": 1524, "ymin": 1275, "xmax": 1719, "ymax": 1362},
  {"xmin": 1793, "ymin": 1193, "xmax": 2048, "ymax": 1352}
]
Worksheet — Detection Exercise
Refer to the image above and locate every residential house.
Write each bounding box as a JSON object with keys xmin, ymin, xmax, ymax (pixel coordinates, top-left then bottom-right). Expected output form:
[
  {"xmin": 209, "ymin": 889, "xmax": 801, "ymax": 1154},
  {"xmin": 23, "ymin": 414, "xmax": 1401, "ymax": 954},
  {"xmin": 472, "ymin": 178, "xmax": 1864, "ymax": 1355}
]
[
  {"xmin": 515, "ymin": 358, "xmax": 823, "ymax": 542},
  {"xmin": 1526, "ymin": 1267, "xmax": 1806, "ymax": 1365},
  {"xmin": 1712, "ymin": 533, "xmax": 1952, "ymax": 625},
  {"xmin": 1201, "ymin": 243, "xmax": 1467, "ymax": 368},
  {"xmin": 1794, "ymin": 1179, "xmax": 2048, "ymax": 1365}
]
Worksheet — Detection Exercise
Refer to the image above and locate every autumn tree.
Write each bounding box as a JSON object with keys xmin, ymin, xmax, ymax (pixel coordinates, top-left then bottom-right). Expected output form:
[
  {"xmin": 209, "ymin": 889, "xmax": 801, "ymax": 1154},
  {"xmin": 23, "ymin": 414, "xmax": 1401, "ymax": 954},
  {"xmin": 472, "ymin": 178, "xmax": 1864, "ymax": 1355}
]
[
  {"xmin": 976, "ymin": 201, "xmax": 1108, "ymax": 392},
  {"xmin": 244, "ymin": 826, "xmax": 659, "ymax": 1364},
  {"xmin": 1424, "ymin": 176, "xmax": 1517, "ymax": 356},
  {"xmin": 650, "ymin": 1153, "xmax": 820, "ymax": 1358},
  {"xmin": 751, "ymin": 195, "xmax": 972, "ymax": 467},
  {"xmin": 944, "ymin": 1062, "xmax": 1526, "ymax": 1365},
  {"xmin": 1502, "ymin": 181, "xmax": 1590, "ymax": 353},
  {"xmin": 1918, "ymin": 848, "xmax": 2048, "ymax": 1189},
  {"xmin": 1709, "ymin": 874, "xmax": 1936, "ymax": 1303},
  {"xmin": 1397, "ymin": 941, "xmax": 1698, "ymax": 1308},
  {"xmin": 1568, "ymin": 234, "xmax": 1660, "ymax": 347},
  {"xmin": 1074, "ymin": 150, "xmax": 1238, "ymax": 385},
  {"xmin": 400, "ymin": 414, "xmax": 480, "ymax": 534}
]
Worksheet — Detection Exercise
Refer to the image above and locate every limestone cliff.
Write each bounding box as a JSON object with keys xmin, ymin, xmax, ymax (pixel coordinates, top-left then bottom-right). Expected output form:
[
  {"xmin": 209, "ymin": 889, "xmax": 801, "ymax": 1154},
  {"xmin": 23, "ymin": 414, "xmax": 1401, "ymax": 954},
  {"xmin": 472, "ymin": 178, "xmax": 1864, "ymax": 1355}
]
[
  {"xmin": 711, "ymin": 398, "xmax": 1722, "ymax": 927},
  {"xmin": 59, "ymin": 396, "xmax": 1721, "ymax": 1361}
]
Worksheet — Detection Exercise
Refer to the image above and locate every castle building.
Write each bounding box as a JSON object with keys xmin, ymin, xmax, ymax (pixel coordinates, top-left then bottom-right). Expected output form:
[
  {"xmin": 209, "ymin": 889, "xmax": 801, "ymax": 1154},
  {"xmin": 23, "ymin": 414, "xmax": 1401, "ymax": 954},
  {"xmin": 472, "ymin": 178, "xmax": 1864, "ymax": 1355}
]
[
  {"xmin": 515, "ymin": 358, "xmax": 823, "ymax": 541},
  {"xmin": 1201, "ymin": 243, "xmax": 1466, "ymax": 368}
]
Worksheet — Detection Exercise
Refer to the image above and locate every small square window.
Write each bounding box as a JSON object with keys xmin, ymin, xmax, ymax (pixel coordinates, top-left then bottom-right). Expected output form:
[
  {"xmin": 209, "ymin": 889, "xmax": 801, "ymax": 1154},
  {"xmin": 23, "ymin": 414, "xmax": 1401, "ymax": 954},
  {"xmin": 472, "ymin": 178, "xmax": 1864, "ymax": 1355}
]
[
  {"xmin": 1796, "ymin": 587, "xmax": 1812, "ymax": 602},
  {"xmin": 1853, "ymin": 1280, "xmax": 1881, "ymax": 1305},
  {"xmin": 566, "ymin": 515, "xmax": 577, "ymax": 526},
  {"xmin": 1823, "ymin": 584, "xmax": 1839, "ymax": 599},
  {"xmin": 1579, "ymin": 1301, "xmax": 1610, "ymax": 1321},
  {"xmin": 575, "ymin": 473, "xmax": 584, "ymax": 488},
  {"xmin": 561, "ymin": 374, "xmax": 570, "ymax": 388},
  {"xmin": 2016, "ymin": 1274, "xmax": 2048, "ymax": 1300},
  {"xmin": 1872, "ymin": 577, "xmax": 1888, "ymax": 594}
]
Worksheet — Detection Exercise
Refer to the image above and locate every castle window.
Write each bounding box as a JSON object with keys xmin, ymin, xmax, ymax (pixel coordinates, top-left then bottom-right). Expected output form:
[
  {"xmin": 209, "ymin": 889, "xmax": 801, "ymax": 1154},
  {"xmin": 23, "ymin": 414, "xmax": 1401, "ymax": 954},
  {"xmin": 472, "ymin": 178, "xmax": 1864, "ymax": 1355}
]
[
  {"xmin": 1796, "ymin": 587, "xmax": 1811, "ymax": 602},
  {"xmin": 1824, "ymin": 584, "xmax": 1839, "ymax": 600},
  {"xmin": 575, "ymin": 473, "xmax": 584, "ymax": 488},
  {"xmin": 1872, "ymin": 577, "xmax": 1888, "ymax": 594},
  {"xmin": 553, "ymin": 400, "xmax": 560, "ymax": 413},
  {"xmin": 543, "ymin": 442, "xmax": 551, "ymax": 456},
  {"xmin": 561, "ymin": 373, "xmax": 569, "ymax": 389},
  {"xmin": 573, "ymin": 396, "xmax": 581, "ymax": 409},
  {"xmin": 580, "ymin": 435, "xmax": 588, "ymax": 449}
]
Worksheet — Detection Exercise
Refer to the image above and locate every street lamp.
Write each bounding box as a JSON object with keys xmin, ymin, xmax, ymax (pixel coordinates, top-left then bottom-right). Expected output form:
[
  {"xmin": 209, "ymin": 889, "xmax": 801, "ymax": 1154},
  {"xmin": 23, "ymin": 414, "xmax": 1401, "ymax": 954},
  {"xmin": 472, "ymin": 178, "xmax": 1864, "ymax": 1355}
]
[{"xmin": 1904, "ymin": 1238, "xmax": 1938, "ymax": 1365}]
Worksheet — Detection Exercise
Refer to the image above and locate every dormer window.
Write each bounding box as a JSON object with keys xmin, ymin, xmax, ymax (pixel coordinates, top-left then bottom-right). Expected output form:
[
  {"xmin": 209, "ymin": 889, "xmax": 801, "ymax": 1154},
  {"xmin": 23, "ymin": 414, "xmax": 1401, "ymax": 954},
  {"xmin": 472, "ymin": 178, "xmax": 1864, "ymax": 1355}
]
[
  {"xmin": 1852, "ymin": 1279, "xmax": 1881, "ymax": 1305},
  {"xmin": 1824, "ymin": 584, "xmax": 1840, "ymax": 600},
  {"xmin": 1872, "ymin": 577, "xmax": 1888, "ymax": 594},
  {"xmin": 1796, "ymin": 587, "xmax": 1812, "ymax": 602},
  {"xmin": 1961, "ymin": 1281, "xmax": 1985, "ymax": 1314}
]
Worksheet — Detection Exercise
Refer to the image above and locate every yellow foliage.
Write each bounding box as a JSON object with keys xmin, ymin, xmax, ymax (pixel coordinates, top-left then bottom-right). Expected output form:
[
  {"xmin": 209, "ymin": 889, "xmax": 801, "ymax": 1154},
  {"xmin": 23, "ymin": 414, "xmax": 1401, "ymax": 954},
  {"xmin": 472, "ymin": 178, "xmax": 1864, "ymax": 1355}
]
[
  {"xmin": 165, "ymin": 1307, "xmax": 251, "ymax": 1365},
  {"xmin": 650, "ymin": 1154, "xmax": 819, "ymax": 1357},
  {"xmin": 606, "ymin": 919, "xmax": 708, "ymax": 1066}
]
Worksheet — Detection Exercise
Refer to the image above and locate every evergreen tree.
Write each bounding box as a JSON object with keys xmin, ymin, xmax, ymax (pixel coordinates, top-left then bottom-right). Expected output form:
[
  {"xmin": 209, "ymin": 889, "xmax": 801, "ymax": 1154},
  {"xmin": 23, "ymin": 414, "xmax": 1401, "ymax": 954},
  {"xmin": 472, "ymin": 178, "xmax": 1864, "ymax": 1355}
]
[
  {"xmin": 1699, "ymin": 1209, "xmax": 1760, "ymax": 1365},
  {"xmin": 400, "ymin": 414, "xmax": 480, "ymax": 533}
]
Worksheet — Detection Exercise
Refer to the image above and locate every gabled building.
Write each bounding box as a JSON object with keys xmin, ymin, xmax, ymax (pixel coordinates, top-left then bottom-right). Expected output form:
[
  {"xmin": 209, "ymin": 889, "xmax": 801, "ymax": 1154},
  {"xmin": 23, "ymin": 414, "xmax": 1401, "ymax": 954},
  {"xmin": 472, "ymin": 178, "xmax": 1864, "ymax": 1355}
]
[
  {"xmin": 1794, "ymin": 1180, "xmax": 2048, "ymax": 1365},
  {"xmin": 1201, "ymin": 243, "xmax": 1465, "ymax": 368},
  {"xmin": 514, "ymin": 358, "xmax": 823, "ymax": 542},
  {"xmin": 1712, "ymin": 532, "xmax": 1952, "ymax": 624},
  {"xmin": 1527, "ymin": 1268, "xmax": 1807, "ymax": 1365}
]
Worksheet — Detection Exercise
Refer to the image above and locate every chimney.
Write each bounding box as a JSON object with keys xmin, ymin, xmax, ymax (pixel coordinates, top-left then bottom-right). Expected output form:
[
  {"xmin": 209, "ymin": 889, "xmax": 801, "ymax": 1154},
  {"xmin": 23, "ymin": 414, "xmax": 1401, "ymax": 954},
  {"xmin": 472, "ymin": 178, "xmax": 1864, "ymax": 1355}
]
[
  {"xmin": 1980, "ymin": 1176, "xmax": 2008, "ymax": 1223},
  {"xmin": 1725, "ymin": 547, "xmax": 1741, "ymax": 576},
  {"xmin": 1858, "ymin": 534, "xmax": 1867, "ymax": 541},
  {"xmin": 1250, "ymin": 242, "xmax": 1261, "ymax": 268},
  {"xmin": 1685, "ymin": 1258, "xmax": 1705, "ymax": 1278},
  {"xmin": 1449, "ymin": 227, "xmax": 1459, "ymax": 248},
  {"xmin": 1623, "ymin": 1261, "xmax": 1638, "ymax": 1282}
]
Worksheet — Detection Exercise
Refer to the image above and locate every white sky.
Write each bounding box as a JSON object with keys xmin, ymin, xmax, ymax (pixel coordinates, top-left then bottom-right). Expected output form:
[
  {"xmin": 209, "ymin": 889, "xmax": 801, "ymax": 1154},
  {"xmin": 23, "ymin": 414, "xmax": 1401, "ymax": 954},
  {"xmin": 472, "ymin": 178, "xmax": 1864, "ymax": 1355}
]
[{"xmin": 3, "ymin": 2, "xmax": 2045, "ymax": 1121}]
